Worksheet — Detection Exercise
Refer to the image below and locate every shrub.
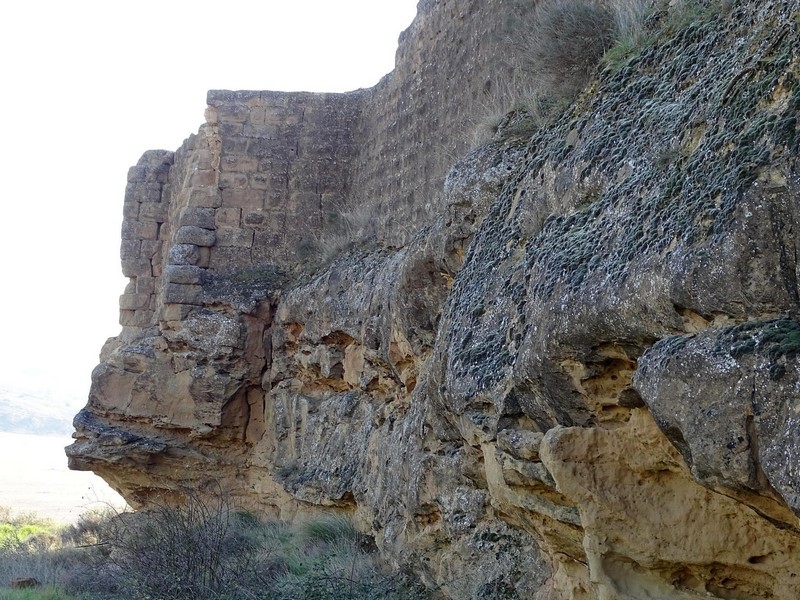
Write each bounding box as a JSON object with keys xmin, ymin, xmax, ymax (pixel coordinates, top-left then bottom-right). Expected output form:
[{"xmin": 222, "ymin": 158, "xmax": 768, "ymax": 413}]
[
  {"xmin": 477, "ymin": 0, "xmax": 653, "ymax": 145},
  {"xmin": 0, "ymin": 510, "xmax": 57, "ymax": 550},
  {"xmin": 69, "ymin": 492, "xmax": 271, "ymax": 600},
  {"xmin": 523, "ymin": 0, "xmax": 617, "ymax": 99},
  {"xmin": 0, "ymin": 497, "xmax": 430, "ymax": 600},
  {"xmin": 0, "ymin": 508, "xmax": 68, "ymax": 590}
]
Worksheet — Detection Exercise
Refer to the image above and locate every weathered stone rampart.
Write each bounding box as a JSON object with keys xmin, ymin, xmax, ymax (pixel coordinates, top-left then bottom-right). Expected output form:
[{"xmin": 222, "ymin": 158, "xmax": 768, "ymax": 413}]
[
  {"xmin": 116, "ymin": 0, "xmax": 525, "ymax": 340},
  {"xmin": 205, "ymin": 90, "xmax": 367, "ymax": 269},
  {"xmin": 71, "ymin": 0, "xmax": 800, "ymax": 597},
  {"xmin": 117, "ymin": 90, "xmax": 366, "ymax": 338},
  {"xmin": 351, "ymin": 0, "xmax": 520, "ymax": 243}
]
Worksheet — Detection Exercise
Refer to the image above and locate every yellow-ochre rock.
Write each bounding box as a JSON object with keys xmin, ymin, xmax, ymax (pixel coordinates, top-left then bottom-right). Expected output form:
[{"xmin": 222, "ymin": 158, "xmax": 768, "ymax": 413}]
[{"xmin": 68, "ymin": 0, "xmax": 800, "ymax": 597}]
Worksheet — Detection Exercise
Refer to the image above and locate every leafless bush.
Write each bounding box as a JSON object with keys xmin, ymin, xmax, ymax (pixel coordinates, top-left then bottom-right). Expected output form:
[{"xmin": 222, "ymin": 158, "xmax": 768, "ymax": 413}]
[
  {"xmin": 53, "ymin": 495, "xmax": 429, "ymax": 600},
  {"xmin": 67, "ymin": 491, "xmax": 271, "ymax": 600}
]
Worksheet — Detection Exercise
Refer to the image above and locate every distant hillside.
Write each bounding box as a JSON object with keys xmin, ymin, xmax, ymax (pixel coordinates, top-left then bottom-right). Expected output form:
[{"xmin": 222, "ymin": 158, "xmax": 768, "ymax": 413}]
[{"xmin": 0, "ymin": 385, "xmax": 80, "ymax": 436}]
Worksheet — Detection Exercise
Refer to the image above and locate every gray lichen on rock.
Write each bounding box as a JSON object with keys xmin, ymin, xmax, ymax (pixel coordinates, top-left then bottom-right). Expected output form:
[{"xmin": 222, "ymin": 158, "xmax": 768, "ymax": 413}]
[{"xmin": 69, "ymin": 0, "xmax": 800, "ymax": 598}]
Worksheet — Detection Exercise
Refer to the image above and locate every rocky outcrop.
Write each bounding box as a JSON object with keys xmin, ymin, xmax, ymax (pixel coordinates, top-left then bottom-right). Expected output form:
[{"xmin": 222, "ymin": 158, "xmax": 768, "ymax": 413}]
[{"xmin": 68, "ymin": 0, "xmax": 800, "ymax": 597}]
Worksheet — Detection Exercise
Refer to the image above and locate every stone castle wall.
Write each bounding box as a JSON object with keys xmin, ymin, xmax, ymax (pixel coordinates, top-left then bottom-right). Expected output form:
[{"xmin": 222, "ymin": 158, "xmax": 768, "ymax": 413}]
[
  {"xmin": 116, "ymin": 0, "xmax": 525, "ymax": 335},
  {"xmin": 204, "ymin": 90, "xmax": 367, "ymax": 270},
  {"xmin": 117, "ymin": 91, "xmax": 366, "ymax": 337},
  {"xmin": 351, "ymin": 0, "xmax": 521, "ymax": 244}
]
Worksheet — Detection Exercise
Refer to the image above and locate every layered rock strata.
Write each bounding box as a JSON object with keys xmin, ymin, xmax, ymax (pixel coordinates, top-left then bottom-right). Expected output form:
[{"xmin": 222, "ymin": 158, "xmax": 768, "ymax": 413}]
[{"xmin": 69, "ymin": 0, "xmax": 800, "ymax": 598}]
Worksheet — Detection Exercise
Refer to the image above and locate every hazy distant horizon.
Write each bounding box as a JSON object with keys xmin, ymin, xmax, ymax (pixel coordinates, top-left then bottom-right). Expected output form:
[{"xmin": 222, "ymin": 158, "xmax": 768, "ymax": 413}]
[
  {"xmin": 0, "ymin": 382, "xmax": 84, "ymax": 437},
  {"xmin": 0, "ymin": 432, "xmax": 126, "ymax": 523}
]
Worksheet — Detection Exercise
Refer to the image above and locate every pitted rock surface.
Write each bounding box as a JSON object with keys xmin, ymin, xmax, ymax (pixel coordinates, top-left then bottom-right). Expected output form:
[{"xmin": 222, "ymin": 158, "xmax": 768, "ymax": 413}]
[{"xmin": 70, "ymin": 1, "xmax": 800, "ymax": 598}]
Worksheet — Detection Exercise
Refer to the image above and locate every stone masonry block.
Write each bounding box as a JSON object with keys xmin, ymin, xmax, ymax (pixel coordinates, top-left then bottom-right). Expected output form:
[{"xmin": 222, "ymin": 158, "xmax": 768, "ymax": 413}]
[
  {"xmin": 160, "ymin": 303, "xmax": 193, "ymax": 322},
  {"xmin": 119, "ymin": 309, "xmax": 137, "ymax": 327},
  {"xmin": 217, "ymin": 102, "xmax": 250, "ymax": 124},
  {"xmin": 164, "ymin": 265, "xmax": 205, "ymax": 285},
  {"xmin": 164, "ymin": 283, "xmax": 203, "ymax": 306},
  {"xmin": 247, "ymin": 107, "xmax": 268, "ymax": 126},
  {"xmin": 135, "ymin": 220, "xmax": 160, "ymax": 241},
  {"xmin": 243, "ymin": 210, "xmax": 266, "ymax": 226},
  {"xmin": 266, "ymin": 190, "xmax": 288, "ymax": 208},
  {"xmin": 252, "ymin": 231, "xmax": 285, "ymax": 263},
  {"xmin": 190, "ymin": 169, "xmax": 217, "ymax": 187},
  {"xmin": 179, "ymin": 207, "xmax": 216, "ymax": 229},
  {"xmin": 220, "ymin": 156, "xmax": 258, "ymax": 173},
  {"xmin": 221, "ymin": 137, "xmax": 248, "ymax": 155},
  {"xmin": 215, "ymin": 207, "xmax": 241, "ymax": 228},
  {"xmin": 120, "ymin": 308, "xmax": 153, "ymax": 328},
  {"xmin": 167, "ymin": 244, "xmax": 200, "ymax": 266},
  {"xmin": 140, "ymin": 202, "xmax": 168, "ymax": 221},
  {"xmin": 120, "ymin": 220, "xmax": 136, "ymax": 240},
  {"xmin": 119, "ymin": 293, "xmax": 151, "ymax": 311},
  {"xmin": 187, "ymin": 187, "xmax": 222, "ymax": 208},
  {"xmin": 193, "ymin": 149, "xmax": 216, "ymax": 171},
  {"xmin": 208, "ymin": 246, "xmax": 253, "ymax": 272},
  {"xmin": 174, "ymin": 226, "xmax": 216, "ymax": 247},
  {"xmin": 249, "ymin": 173, "xmax": 270, "ymax": 190},
  {"xmin": 216, "ymin": 228, "xmax": 254, "ymax": 248},
  {"xmin": 219, "ymin": 172, "xmax": 249, "ymax": 189},
  {"xmin": 121, "ymin": 259, "xmax": 151, "ymax": 277},
  {"xmin": 120, "ymin": 240, "xmax": 141, "ymax": 260},
  {"xmin": 123, "ymin": 202, "xmax": 140, "ymax": 220},
  {"xmin": 130, "ymin": 309, "xmax": 156, "ymax": 328},
  {"xmin": 141, "ymin": 240, "xmax": 162, "ymax": 260},
  {"xmin": 207, "ymin": 89, "xmax": 263, "ymax": 105},
  {"xmin": 127, "ymin": 165, "xmax": 148, "ymax": 183},
  {"xmin": 243, "ymin": 123, "xmax": 282, "ymax": 138},
  {"xmin": 128, "ymin": 151, "xmax": 173, "ymax": 184},
  {"xmin": 250, "ymin": 141, "xmax": 286, "ymax": 162},
  {"xmin": 135, "ymin": 277, "xmax": 156, "ymax": 295},
  {"xmin": 125, "ymin": 182, "xmax": 162, "ymax": 204},
  {"xmin": 222, "ymin": 188, "xmax": 265, "ymax": 209},
  {"xmin": 218, "ymin": 122, "xmax": 243, "ymax": 137}
]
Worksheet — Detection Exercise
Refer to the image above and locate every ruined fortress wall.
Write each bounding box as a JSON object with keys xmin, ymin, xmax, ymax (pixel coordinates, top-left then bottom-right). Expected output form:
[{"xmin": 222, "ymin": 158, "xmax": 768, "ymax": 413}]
[
  {"xmin": 117, "ymin": 91, "xmax": 366, "ymax": 337},
  {"xmin": 116, "ymin": 0, "xmax": 525, "ymax": 334},
  {"xmin": 203, "ymin": 90, "xmax": 367, "ymax": 269},
  {"xmin": 350, "ymin": 0, "xmax": 522, "ymax": 245},
  {"xmin": 118, "ymin": 149, "xmax": 174, "ymax": 335}
]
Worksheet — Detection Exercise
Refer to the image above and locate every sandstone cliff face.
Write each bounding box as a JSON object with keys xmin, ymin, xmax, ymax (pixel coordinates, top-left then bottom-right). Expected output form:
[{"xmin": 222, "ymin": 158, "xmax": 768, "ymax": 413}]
[{"xmin": 68, "ymin": 0, "xmax": 800, "ymax": 598}]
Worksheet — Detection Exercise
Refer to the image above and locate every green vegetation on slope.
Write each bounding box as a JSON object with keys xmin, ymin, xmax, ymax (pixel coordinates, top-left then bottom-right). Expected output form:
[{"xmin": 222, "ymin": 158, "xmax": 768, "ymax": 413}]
[{"xmin": 0, "ymin": 500, "xmax": 428, "ymax": 600}]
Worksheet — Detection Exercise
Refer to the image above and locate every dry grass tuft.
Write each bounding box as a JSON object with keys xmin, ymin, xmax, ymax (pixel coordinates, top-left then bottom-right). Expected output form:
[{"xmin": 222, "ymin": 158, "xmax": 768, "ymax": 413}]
[
  {"xmin": 523, "ymin": 0, "xmax": 617, "ymax": 98},
  {"xmin": 474, "ymin": 0, "xmax": 654, "ymax": 145}
]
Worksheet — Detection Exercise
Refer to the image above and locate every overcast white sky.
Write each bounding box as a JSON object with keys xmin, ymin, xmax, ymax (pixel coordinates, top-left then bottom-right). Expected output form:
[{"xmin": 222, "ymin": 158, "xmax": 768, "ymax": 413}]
[{"xmin": 0, "ymin": 0, "xmax": 419, "ymax": 408}]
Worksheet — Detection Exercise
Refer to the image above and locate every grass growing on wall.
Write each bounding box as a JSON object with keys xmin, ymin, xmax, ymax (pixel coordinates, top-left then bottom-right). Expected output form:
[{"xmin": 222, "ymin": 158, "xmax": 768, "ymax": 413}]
[{"xmin": 479, "ymin": 0, "xmax": 736, "ymax": 145}]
